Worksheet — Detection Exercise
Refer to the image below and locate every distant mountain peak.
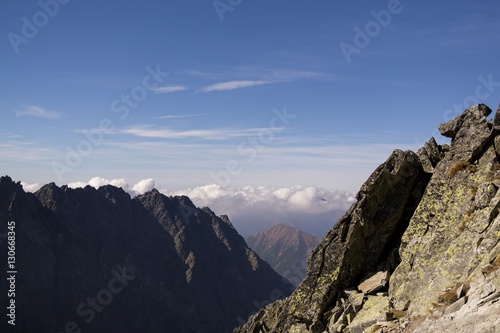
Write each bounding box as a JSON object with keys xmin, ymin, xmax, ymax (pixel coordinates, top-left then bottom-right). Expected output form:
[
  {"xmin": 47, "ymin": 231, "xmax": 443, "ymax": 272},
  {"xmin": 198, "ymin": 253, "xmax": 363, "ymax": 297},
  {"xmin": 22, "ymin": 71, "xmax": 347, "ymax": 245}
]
[{"xmin": 246, "ymin": 224, "xmax": 321, "ymax": 286}]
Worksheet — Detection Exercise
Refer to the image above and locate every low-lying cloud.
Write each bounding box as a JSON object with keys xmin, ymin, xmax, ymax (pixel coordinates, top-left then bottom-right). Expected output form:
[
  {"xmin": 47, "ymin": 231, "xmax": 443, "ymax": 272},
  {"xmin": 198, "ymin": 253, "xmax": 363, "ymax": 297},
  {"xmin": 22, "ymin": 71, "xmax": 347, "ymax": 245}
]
[
  {"xmin": 22, "ymin": 177, "xmax": 156, "ymax": 197},
  {"xmin": 163, "ymin": 184, "xmax": 355, "ymax": 236},
  {"xmin": 132, "ymin": 178, "xmax": 156, "ymax": 195},
  {"xmin": 21, "ymin": 178, "xmax": 355, "ymax": 237}
]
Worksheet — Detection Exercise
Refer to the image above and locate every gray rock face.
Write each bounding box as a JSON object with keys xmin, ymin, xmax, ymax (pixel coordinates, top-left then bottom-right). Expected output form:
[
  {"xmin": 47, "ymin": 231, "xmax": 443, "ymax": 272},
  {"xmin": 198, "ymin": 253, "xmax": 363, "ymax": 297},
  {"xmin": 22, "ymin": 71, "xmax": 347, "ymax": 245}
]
[
  {"xmin": 235, "ymin": 103, "xmax": 500, "ymax": 333},
  {"xmin": 417, "ymin": 137, "xmax": 445, "ymax": 173},
  {"xmin": 234, "ymin": 149, "xmax": 429, "ymax": 333},
  {"xmin": 0, "ymin": 178, "xmax": 293, "ymax": 333},
  {"xmin": 438, "ymin": 103, "xmax": 492, "ymax": 161}
]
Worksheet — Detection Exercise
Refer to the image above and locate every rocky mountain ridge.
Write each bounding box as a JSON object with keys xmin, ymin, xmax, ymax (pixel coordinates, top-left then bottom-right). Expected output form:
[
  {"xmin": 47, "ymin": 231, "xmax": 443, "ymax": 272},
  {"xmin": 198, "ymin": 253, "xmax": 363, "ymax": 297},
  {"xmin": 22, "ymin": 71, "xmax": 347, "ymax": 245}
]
[
  {"xmin": 246, "ymin": 224, "xmax": 322, "ymax": 286},
  {"xmin": 0, "ymin": 179, "xmax": 293, "ymax": 333},
  {"xmin": 235, "ymin": 103, "xmax": 500, "ymax": 333}
]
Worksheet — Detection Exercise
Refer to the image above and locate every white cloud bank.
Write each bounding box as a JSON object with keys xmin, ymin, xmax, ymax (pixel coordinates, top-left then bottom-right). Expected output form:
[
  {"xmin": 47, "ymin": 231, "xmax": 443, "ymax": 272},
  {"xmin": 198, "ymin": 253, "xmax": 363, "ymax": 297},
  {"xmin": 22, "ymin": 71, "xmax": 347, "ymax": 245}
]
[
  {"xmin": 163, "ymin": 184, "xmax": 355, "ymax": 236},
  {"xmin": 132, "ymin": 178, "xmax": 156, "ymax": 195},
  {"xmin": 21, "ymin": 178, "xmax": 355, "ymax": 237},
  {"xmin": 21, "ymin": 182, "xmax": 43, "ymax": 193},
  {"xmin": 21, "ymin": 177, "xmax": 156, "ymax": 197},
  {"xmin": 66, "ymin": 177, "xmax": 156, "ymax": 197}
]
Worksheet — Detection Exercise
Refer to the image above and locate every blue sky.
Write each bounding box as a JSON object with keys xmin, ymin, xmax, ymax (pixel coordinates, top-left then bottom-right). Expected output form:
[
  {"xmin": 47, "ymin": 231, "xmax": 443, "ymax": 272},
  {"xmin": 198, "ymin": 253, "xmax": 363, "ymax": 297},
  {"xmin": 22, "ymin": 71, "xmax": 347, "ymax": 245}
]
[{"xmin": 1, "ymin": 0, "xmax": 499, "ymax": 192}]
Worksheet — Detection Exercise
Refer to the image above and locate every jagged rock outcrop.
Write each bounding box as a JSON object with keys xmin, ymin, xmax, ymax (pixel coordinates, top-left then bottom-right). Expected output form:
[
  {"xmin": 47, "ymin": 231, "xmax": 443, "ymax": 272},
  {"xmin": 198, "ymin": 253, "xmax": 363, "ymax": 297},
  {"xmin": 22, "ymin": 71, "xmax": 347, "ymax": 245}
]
[
  {"xmin": 245, "ymin": 224, "xmax": 322, "ymax": 286},
  {"xmin": 0, "ymin": 180, "xmax": 293, "ymax": 333},
  {"xmin": 235, "ymin": 104, "xmax": 500, "ymax": 333},
  {"xmin": 235, "ymin": 149, "xmax": 429, "ymax": 332}
]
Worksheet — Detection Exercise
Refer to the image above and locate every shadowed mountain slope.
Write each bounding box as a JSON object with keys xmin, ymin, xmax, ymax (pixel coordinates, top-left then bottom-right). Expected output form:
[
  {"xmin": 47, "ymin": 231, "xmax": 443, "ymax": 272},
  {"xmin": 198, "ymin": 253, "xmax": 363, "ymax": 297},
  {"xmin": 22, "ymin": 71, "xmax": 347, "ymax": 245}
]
[{"xmin": 0, "ymin": 179, "xmax": 293, "ymax": 333}]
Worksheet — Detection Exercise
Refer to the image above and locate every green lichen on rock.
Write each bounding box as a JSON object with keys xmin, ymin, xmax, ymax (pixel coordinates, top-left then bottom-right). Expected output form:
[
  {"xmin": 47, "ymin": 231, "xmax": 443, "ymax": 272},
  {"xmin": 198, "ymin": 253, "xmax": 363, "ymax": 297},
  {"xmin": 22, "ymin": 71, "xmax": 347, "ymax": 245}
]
[
  {"xmin": 348, "ymin": 296, "xmax": 389, "ymax": 333},
  {"xmin": 235, "ymin": 104, "xmax": 500, "ymax": 333},
  {"xmin": 390, "ymin": 105, "xmax": 500, "ymax": 317},
  {"xmin": 235, "ymin": 149, "xmax": 429, "ymax": 332}
]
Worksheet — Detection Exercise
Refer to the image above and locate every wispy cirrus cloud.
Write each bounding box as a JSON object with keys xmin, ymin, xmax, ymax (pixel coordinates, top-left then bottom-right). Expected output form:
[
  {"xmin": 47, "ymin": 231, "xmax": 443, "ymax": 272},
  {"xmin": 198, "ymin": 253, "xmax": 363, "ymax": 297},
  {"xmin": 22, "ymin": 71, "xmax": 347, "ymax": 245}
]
[
  {"xmin": 12, "ymin": 104, "xmax": 61, "ymax": 120},
  {"xmin": 198, "ymin": 80, "xmax": 280, "ymax": 93},
  {"xmin": 121, "ymin": 125, "xmax": 278, "ymax": 140},
  {"xmin": 155, "ymin": 113, "xmax": 208, "ymax": 120},
  {"xmin": 180, "ymin": 66, "xmax": 330, "ymax": 93},
  {"xmin": 0, "ymin": 131, "xmax": 22, "ymax": 139},
  {"xmin": 253, "ymin": 68, "xmax": 329, "ymax": 81},
  {"xmin": 150, "ymin": 85, "xmax": 188, "ymax": 94},
  {"xmin": 122, "ymin": 126, "xmax": 224, "ymax": 139},
  {"xmin": 184, "ymin": 67, "xmax": 329, "ymax": 82},
  {"xmin": 0, "ymin": 142, "xmax": 59, "ymax": 161}
]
